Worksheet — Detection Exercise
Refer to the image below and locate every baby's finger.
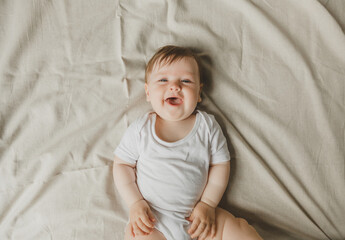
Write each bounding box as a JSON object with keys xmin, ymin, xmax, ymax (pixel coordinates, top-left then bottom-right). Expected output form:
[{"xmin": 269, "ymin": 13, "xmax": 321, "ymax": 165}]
[
  {"xmin": 137, "ymin": 218, "xmax": 153, "ymax": 233},
  {"xmin": 147, "ymin": 209, "xmax": 156, "ymax": 223},
  {"xmin": 188, "ymin": 211, "xmax": 195, "ymax": 222},
  {"xmin": 211, "ymin": 223, "xmax": 216, "ymax": 238},
  {"xmin": 130, "ymin": 224, "xmax": 135, "ymax": 238},
  {"xmin": 133, "ymin": 222, "xmax": 147, "ymax": 236},
  {"xmin": 198, "ymin": 225, "xmax": 211, "ymax": 240},
  {"xmin": 188, "ymin": 218, "xmax": 200, "ymax": 235},
  {"xmin": 141, "ymin": 214, "xmax": 155, "ymax": 228},
  {"xmin": 191, "ymin": 222, "xmax": 206, "ymax": 239}
]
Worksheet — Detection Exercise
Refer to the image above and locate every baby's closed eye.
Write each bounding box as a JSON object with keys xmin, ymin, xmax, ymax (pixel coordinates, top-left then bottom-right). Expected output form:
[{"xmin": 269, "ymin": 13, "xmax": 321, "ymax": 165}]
[{"xmin": 181, "ymin": 79, "xmax": 192, "ymax": 83}]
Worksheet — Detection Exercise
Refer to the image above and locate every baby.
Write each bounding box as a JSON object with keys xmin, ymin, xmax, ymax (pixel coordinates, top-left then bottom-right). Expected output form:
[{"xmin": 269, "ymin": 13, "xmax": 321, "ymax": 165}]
[{"xmin": 113, "ymin": 45, "xmax": 262, "ymax": 240}]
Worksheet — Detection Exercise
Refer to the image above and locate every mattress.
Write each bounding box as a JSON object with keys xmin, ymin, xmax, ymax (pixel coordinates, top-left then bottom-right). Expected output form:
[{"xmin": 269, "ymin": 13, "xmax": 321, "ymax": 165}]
[{"xmin": 0, "ymin": 0, "xmax": 344, "ymax": 239}]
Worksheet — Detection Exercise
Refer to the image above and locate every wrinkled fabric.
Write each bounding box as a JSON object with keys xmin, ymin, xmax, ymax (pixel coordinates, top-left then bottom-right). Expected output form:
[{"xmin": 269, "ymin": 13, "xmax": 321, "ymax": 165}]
[{"xmin": 0, "ymin": 0, "xmax": 344, "ymax": 239}]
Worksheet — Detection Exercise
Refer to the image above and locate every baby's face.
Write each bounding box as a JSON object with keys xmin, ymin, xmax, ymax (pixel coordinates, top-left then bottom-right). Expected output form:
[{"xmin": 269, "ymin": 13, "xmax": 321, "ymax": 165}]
[{"xmin": 145, "ymin": 57, "xmax": 202, "ymax": 122}]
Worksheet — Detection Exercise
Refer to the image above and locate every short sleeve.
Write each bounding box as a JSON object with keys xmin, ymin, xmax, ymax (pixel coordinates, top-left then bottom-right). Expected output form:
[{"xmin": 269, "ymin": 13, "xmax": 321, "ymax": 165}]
[
  {"xmin": 209, "ymin": 116, "xmax": 230, "ymax": 164},
  {"xmin": 113, "ymin": 120, "xmax": 140, "ymax": 165}
]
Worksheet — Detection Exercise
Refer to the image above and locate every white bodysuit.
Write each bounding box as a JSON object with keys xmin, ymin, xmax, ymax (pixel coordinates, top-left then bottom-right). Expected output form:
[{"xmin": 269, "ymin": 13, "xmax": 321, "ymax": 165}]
[{"xmin": 114, "ymin": 110, "xmax": 230, "ymax": 240}]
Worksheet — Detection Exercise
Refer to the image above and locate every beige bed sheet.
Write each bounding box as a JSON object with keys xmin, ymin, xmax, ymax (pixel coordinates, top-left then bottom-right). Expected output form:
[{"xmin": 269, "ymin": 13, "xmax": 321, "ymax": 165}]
[{"xmin": 0, "ymin": 0, "xmax": 344, "ymax": 239}]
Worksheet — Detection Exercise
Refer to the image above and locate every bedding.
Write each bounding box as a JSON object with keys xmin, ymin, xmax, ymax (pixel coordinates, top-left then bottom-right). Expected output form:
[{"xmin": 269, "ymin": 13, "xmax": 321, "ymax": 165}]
[{"xmin": 0, "ymin": 0, "xmax": 344, "ymax": 239}]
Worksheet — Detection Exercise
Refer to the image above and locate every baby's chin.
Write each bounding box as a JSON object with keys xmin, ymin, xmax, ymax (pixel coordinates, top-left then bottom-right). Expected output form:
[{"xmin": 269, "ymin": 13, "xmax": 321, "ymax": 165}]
[{"xmin": 154, "ymin": 109, "xmax": 196, "ymax": 122}]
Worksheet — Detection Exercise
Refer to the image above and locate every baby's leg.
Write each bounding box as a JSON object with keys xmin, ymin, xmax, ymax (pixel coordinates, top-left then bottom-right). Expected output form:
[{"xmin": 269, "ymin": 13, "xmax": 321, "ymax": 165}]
[
  {"xmin": 124, "ymin": 224, "xmax": 166, "ymax": 240},
  {"xmin": 206, "ymin": 208, "xmax": 263, "ymax": 240}
]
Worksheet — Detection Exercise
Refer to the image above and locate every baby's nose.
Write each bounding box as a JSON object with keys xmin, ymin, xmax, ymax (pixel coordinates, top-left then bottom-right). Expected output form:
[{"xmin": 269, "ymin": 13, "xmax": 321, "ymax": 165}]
[{"xmin": 170, "ymin": 83, "xmax": 181, "ymax": 91}]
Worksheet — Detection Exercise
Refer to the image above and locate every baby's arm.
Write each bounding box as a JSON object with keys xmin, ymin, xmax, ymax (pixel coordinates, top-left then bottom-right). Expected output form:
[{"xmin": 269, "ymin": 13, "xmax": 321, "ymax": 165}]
[
  {"xmin": 188, "ymin": 161, "xmax": 230, "ymax": 239},
  {"xmin": 113, "ymin": 156, "xmax": 156, "ymax": 237},
  {"xmin": 201, "ymin": 161, "xmax": 230, "ymax": 208}
]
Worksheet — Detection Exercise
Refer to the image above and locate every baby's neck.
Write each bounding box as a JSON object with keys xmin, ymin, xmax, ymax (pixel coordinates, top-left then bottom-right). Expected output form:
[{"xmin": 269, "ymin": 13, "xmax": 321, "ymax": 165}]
[{"xmin": 155, "ymin": 114, "xmax": 196, "ymax": 143}]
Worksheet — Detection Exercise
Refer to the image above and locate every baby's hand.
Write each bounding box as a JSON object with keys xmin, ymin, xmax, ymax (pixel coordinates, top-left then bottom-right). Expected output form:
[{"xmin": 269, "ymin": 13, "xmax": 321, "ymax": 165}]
[
  {"xmin": 129, "ymin": 199, "xmax": 156, "ymax": 237},
  {"xmin": 186, "ymin": 201, "xmax": 216, "ymax": 240}
]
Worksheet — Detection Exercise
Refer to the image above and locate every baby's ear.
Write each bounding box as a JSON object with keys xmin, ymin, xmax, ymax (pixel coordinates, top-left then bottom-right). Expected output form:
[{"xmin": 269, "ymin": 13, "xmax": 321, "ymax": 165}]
[{"xmin": 145, "ymin": 83, "xmax": 150, "ymax": 102}]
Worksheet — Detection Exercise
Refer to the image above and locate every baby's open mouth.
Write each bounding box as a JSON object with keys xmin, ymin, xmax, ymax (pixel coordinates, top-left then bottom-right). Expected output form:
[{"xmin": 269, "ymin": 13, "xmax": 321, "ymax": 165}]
[{"xmin": 165, "ymin": 97, "xmax": 183, "ymax": 105}]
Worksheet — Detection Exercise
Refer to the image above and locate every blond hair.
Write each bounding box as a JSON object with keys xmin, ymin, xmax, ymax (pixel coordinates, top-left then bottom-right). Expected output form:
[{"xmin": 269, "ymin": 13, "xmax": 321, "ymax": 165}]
[{"xmin": 145, "ymin": 45, "xmax": 202, "ymax": 83}]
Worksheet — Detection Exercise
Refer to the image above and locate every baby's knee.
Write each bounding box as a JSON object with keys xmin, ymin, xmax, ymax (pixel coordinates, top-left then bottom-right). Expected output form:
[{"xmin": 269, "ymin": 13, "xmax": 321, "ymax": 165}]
[
  {"xmin": 213, "ymin": 208, "xmax": 262, "ymax": 240},
  {"xmin": 234, "ymin": 218, "xmax": 262, "ymax": 240},
  {"xmin": 236, "ymin": 218, "xmax": 248, "ymax": 229}
]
